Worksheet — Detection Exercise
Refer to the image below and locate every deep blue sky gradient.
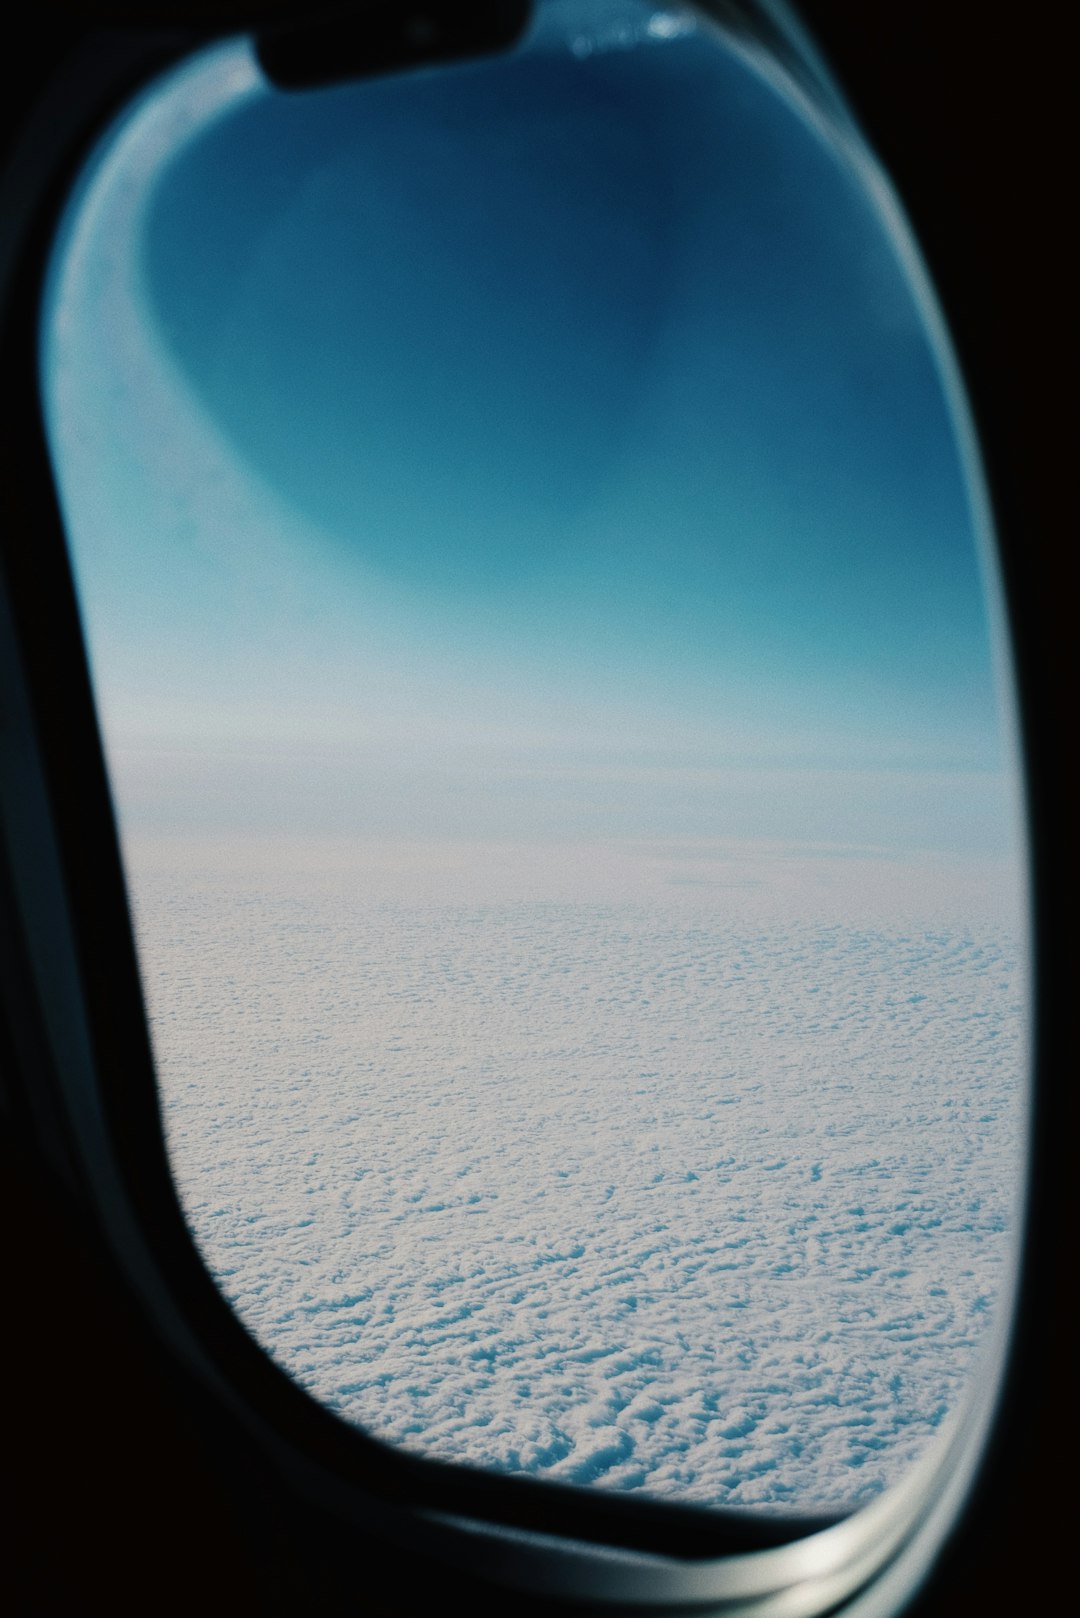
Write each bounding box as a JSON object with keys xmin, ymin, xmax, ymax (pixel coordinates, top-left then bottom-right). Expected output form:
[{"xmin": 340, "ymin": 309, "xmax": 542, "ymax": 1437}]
[{"xmin": 43, "ymin": 7, "xmax": 1020, "ymax": 859}]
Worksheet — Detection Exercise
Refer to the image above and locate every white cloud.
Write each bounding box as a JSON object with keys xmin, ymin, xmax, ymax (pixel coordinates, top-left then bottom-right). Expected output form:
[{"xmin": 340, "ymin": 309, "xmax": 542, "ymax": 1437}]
[{"xmin": 132, "ymin": 843, "xmax": 1028, "ymax": 1512}]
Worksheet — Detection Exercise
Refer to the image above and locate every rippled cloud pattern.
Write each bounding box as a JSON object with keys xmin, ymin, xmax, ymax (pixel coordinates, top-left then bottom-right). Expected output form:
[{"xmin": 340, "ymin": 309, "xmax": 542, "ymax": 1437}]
[{"xmin": 137, "ymin": 866, "xmax": 1024, "ymax": 1513}]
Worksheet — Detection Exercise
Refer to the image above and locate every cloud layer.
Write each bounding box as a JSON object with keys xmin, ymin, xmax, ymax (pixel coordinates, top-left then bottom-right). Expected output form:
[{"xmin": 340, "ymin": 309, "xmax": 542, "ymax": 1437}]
[{"xmin": 136, "ymin": 863, "xmax": 1025, "ymax": 1513}]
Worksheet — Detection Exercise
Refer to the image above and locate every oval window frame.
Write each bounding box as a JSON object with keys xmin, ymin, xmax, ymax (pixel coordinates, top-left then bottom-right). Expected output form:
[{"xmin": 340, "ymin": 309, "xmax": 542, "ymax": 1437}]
[{"xmin": 0, "ymin": 4, "xmax": 1049, "ymax": 1615}]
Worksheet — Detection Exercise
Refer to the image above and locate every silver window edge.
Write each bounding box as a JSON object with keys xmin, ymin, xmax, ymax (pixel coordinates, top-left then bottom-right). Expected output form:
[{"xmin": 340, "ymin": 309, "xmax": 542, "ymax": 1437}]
[{"xmin": 6, "ymin": 7, "xmax": 1029, "ymax": 1615}]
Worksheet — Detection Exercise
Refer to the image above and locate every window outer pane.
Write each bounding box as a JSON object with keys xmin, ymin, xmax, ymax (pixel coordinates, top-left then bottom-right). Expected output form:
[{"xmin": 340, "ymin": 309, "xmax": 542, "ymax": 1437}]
[{"xmin": 41, "ymin": 0, "xmax": 1028, "ymax": 1520}]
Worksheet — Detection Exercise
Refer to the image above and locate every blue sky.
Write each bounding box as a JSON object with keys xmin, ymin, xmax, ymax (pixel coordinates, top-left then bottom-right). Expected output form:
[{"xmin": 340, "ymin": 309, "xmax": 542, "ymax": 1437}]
[{"xmin": 41, "ymin": 6, "xmax": 1022, "ymax": 872}]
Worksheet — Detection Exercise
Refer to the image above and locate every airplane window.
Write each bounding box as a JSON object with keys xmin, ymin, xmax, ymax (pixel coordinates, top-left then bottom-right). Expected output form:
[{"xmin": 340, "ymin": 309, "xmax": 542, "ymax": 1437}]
[{"xmin": 40, "ymin": 0, "xmax": 1027, "ymax": 1517}]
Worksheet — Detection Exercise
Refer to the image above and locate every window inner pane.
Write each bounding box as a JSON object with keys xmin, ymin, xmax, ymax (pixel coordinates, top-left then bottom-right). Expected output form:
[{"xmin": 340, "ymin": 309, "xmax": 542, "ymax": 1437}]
[{"xmin": 42, "ymin": 0, "xmax": 1028, "ymax": 1514}]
